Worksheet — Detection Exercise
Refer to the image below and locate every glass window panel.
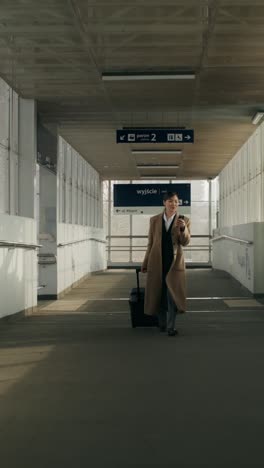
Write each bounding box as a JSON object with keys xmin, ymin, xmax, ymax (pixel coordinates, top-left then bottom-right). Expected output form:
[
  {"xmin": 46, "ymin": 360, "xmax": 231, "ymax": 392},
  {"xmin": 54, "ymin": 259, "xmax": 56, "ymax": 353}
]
[
  {"xmin": 110, "ymin": 251, "xmax": 130, "ymax": 263},
  {"xmin": 189, "ymin": 201, "xmax": 209, "ymax": 235},
  {"xmin": 111, "ymin": 215, "xmax": 130, "ymax": 236},
  {"xmin": 132, "ymin": 215, "xmax": 152, "ymax": 236}
]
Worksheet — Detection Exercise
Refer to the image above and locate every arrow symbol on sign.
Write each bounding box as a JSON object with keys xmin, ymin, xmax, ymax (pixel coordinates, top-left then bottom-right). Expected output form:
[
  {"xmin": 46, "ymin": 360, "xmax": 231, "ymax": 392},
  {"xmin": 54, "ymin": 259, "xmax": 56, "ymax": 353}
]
[
  {"xmin": 184, "ymin": 135, "xmax": 191, "ymax": 140},
  {"xmin": 120, "ymin": 135, "xmax": 126, "ymax": 141}
]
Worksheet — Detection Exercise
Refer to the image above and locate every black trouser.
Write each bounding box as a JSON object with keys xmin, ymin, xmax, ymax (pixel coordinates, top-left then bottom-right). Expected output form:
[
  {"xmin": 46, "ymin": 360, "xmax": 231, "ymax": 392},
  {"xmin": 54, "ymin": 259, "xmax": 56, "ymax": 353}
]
[{"xmin": 159, "ymin": 280, "xmax": 177, "ymax": 330}]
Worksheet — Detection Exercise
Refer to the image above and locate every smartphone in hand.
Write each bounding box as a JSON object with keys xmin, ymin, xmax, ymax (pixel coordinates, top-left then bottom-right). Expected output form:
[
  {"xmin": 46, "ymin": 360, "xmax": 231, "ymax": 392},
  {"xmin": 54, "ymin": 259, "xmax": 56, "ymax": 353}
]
[{"xmin": 178, "ymin": 215, "xmax": 185, "ymax": 232}]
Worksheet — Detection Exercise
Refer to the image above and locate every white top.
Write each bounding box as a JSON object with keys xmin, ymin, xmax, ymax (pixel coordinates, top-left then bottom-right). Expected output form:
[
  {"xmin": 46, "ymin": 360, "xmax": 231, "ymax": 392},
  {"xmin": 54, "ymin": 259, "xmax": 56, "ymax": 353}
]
[{"xmin": 163, "ymin": 212, "xmax": 176, "ymax": 232}]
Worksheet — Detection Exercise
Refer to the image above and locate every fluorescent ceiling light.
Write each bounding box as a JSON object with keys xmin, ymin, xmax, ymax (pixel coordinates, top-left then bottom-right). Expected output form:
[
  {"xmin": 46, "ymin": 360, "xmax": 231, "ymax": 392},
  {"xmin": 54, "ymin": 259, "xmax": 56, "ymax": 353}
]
[
  {"xmin": 137, "ymin": 165, "xmax": 179, "ymax": 169},
  {"xmin": 102, "ymin": 72, "xmax": 195, "ymax": 81},
  {"xmin": 123, "ymin": 127, "xmax": 186, "ymax": 130},
  {"xmin": 140, "ymin": 176, "xmax": 174, "ymax": 179},
  {"xmin": 252, "ymin": 111, "xmax": 264, "ymax": 125},
  {"xmin": 132, "ymin": 149, "xmax": 182, "ymax": 155}
]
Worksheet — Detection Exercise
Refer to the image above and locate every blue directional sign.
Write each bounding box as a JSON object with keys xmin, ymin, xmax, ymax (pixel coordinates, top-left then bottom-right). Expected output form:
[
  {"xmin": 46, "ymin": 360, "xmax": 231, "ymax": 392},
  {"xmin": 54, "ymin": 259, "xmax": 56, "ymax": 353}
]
[
  {"xmin": 116, "ymin": 128, "xmax": 194, "ymax": 144},
  {"xmin": 114, "ymin": 184, "xmax": 191, "ymax": 208}
]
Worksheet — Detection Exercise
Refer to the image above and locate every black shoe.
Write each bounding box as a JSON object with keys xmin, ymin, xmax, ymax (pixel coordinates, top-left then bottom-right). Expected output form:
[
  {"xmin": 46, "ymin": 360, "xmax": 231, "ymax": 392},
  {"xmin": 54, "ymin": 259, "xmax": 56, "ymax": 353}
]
[{"xmin": 168, "ymin": 328, "xmax": 178, "ymax": 337}]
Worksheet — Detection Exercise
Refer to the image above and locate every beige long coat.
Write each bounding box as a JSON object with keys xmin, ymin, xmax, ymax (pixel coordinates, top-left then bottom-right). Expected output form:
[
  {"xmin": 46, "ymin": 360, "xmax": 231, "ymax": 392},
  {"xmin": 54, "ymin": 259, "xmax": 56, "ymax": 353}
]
[{"xmin": 142, "ymin": 212, "xmax": 191, "ymax": 315}]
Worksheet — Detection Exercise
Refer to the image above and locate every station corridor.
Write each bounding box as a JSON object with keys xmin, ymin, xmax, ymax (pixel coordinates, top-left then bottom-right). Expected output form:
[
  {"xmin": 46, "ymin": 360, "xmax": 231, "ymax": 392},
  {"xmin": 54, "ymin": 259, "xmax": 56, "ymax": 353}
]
[{"xmin": 1, "ymin": 269, "xmax": 264, "ymax": 467}]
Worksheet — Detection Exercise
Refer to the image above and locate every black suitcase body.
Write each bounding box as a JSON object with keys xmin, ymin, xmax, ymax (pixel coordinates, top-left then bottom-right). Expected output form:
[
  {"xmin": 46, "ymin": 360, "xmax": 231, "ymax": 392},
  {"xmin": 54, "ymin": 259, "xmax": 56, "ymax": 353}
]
[{"xmin": 129, "ymin": 268, "xmax": 158, "ymax": 328}]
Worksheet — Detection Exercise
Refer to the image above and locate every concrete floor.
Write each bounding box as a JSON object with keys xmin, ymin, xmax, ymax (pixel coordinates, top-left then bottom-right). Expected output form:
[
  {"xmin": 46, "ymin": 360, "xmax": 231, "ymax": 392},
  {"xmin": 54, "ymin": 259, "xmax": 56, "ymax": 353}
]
[{"xmin": 1, "ymin": 269, "xmax": 264, "ymax": 467}]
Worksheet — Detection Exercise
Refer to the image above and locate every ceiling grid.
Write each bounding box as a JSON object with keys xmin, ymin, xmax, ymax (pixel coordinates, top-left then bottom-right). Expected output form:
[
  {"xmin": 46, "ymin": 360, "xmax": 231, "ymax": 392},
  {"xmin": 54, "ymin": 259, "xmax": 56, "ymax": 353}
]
[{"xmin": 0, "ymin": 0, "xmax": 263, "ymax": 178}]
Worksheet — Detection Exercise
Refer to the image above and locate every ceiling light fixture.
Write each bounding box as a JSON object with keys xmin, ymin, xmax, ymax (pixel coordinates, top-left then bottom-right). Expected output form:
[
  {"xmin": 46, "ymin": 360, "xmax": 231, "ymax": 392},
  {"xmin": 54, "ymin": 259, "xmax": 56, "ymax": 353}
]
[
  {"xmin": 123, "ymin": 127, "xmax": 186, "ymax": 130},
  {"xmin": 132, "ymin": 149, "xmax": 182, "ymax": 155},
  {"xmin": 140, "ymin": 176, "xmax": 174, "ymax": 179},
  {"xmin": 137, "ymin": 165, "xmax": 179, "ymax": 169},
  {"xmin": 252, "ymin": 111, "xmax": 264, "ymax": 125},
  {"xmin": 102, "ymin": 72, "xmax": 195, "ymax": 81}
]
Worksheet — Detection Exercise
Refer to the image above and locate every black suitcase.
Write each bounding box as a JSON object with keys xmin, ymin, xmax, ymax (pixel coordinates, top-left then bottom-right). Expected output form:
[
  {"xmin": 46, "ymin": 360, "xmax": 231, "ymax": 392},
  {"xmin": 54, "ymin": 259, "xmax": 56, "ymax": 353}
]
[{"xmin": 129, "ymin": 268, "xmax": 158, "ymax": 328}]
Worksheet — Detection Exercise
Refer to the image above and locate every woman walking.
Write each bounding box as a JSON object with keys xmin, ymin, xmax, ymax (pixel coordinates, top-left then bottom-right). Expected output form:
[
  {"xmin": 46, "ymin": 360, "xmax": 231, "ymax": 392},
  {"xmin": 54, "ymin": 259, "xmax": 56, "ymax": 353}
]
[{"xmin": 141, "ymin": 191, "xmax": 191, "ymax": 336}]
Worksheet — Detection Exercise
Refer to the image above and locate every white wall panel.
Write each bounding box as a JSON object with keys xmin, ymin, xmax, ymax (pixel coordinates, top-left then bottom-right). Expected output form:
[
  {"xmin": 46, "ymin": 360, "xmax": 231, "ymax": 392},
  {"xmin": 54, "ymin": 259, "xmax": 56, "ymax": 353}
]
[
  {"xmin": 56, "ymin": 136, "xmax": 104, "ymax": 229},
  {"xmin": 0, "ymin": 78, "xmax": 38, "ymax": 318},
  {"xmin": 248, "ymin": 136, "xmax": 254, "ymax": 180},
  {"xmin": 242, "ymin": 185, "xmax": 248, "ymax": 224},
  {"xmin": 72, "ymin": 150, "xmax": 78, "ymax": 224},
  {"xmin": 254, "ymin": 128, "xmax": 261, "ymax": 176},
  {"xmin": 233, "ymin": 154, "xmax": 239, "ymax": 190},
  {"xmin": 219, "ymin": 121, "xmax": 264, "ymax": 228},
  {"xmin": 10, "ymin": 90, "xmax": 19, "ymax": 154},
  {"xmin": 229, "ymin": 160, "xmax": 234, "ymax": 193},
  {"xmin": 94, "ymin": 175, "xmax": 98, "ymax": 227},
  {"xmin": 0, "ymin": 79, "xmax": 9, "ymax": 148},
  {"xmin": 251, "ymin": 174, "xmax": 262, "ymax": 222},
  {"xmin": 18, "ymin": 98, "xmax": 37, "ymax": 219},
  {"xmin": 65, "ymin": 145, "xmax": 72, "ymax": 223},
  {"xmin": 241, "ymin": 144, "xmax": 248, "ymax": 184},
  {"xmin": 0, "ymin": 146, "xmax": 9, "ymax": 214},
  {"xmin": 0, "ymin": 80, "xmax": 19, "ymax": 216},
  {"xmin": 9, "ymin": 90, "xmax": 19, "ymax": 215},
  {"xmin": 83, "ymin": 164, "xmax": 87, "ymax": 225},
  {"xmin": 233, "ymin": 191, "xmax": 238, "ymax": 225},
  {"xmin": 223, "ymin": 170, "xmax": 227, "ymax": 196},
  {"xmin": 56, "ymin": 224, "xmax": 106, "ymax": 294},
  {"xmin": 248, "ymin": 179, "xmax": 255, "ymax": 223},
  {"xmin": 212, "ymin": 223, "xmax": 254, "ymax": 292},
  {"xmin": 261, "ymin": 125, "xmax": 264, "ymax": 172},
  {"xmin": 55, "ymin": 136, "xmax": 105, "ymax": 296},
  {"xmin": 0, "ymin": 214, "xmax": 38, "ymax": 318},
  {"xmin": 213, "ymin": 222, "xmax": 264, "ymax": 294},
  {"xmin": 58, "ymin": 140, "xmax": 65, "ymax": 223},
  {"xmin": 77, "ymin": 156, "xmax": 83, "ymax": 225},
  {"xmin": 10, "ymin": 150, "xmax": 18, "ymax": 215},
  {"xmin": 88, "ymin": 168, "xmax": 92, "ymax": 226}
]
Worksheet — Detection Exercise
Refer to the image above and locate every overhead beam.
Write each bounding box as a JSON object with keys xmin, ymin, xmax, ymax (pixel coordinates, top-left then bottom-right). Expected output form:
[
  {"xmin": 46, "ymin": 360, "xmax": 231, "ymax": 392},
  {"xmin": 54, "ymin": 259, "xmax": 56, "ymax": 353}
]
[
  {"xmin": 0, "ymin": 9, "xmax": 71, "ymax": 21},
  {"xmin": 0, "ymin": 26, "xmax": 75, "ymax": 34}
]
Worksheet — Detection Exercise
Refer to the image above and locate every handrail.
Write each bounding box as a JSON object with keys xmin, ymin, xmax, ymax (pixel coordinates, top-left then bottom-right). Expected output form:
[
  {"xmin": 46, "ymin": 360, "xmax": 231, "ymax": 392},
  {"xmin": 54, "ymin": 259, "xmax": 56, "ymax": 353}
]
[
  {"xmin": 107, "ymin": 244, "xmax": 209, "ymax": 248},
  {"xmin": 212, "ymin": 235, "xmax": 253, "ymax": 245},
  {"xmin": 109, "ymin": 248, "xmax": 209, "ymax": 252},
  {"xmin": 89, "ymin": 238, "xmax": 106, "ymax": 244},
  {"xmin": 57, "ymin": 237, "xmax": 106, "ymax": 247},
  {"xmin": 0, "ymin": 240, "xmax": 42, "ymax": 249},
  {"xmin": 106, "ymin": 234, "xmax": 211, "ymax": 239}
]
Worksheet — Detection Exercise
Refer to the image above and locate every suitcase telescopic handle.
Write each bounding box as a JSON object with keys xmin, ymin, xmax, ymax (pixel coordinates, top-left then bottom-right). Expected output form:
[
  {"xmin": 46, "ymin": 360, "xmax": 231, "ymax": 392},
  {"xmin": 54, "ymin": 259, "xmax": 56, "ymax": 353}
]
[{"xmin": 136, "ymin": 267, "xmax": 141, "ymax": 297}]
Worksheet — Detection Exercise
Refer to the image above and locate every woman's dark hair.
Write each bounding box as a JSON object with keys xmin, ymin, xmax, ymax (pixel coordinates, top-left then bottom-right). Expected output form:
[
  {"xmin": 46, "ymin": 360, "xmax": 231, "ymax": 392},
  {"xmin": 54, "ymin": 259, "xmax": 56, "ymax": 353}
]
[{"xmin": 163, "ymin": 191, "xmax": 179, "ymax": 202}]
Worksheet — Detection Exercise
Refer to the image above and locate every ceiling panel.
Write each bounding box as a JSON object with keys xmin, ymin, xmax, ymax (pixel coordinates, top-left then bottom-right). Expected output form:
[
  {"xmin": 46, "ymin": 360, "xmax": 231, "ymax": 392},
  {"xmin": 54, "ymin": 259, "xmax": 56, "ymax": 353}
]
[{"xmin": 0, "ymin": 0, "xmax": 262, "ymax": 179}]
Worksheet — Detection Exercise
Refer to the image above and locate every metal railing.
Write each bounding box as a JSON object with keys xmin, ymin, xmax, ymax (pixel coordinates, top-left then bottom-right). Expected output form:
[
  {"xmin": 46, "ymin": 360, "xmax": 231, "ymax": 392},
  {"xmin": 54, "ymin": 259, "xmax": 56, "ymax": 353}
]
[
  {"xmin": 0, "ymin": 240, "xmax": 42, "ymax": 250},
  {"xmin": 212, "ymin": 235, "xmax": 253, "ymax": 245},
  {"xmin": 106, "ymin": 234, "xmax": 212, "ymax": 266},
  {"xmin": 57, "ymin": 238, "xmax": 106, "ymax": 247}
]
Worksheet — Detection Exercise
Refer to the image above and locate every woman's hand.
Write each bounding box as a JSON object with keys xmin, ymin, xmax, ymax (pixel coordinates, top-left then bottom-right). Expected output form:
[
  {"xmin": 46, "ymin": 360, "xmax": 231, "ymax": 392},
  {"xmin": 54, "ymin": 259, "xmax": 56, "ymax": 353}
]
[{"xmin": 176, "ymin": 217, "xmax": 186, "ymax": 232}]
